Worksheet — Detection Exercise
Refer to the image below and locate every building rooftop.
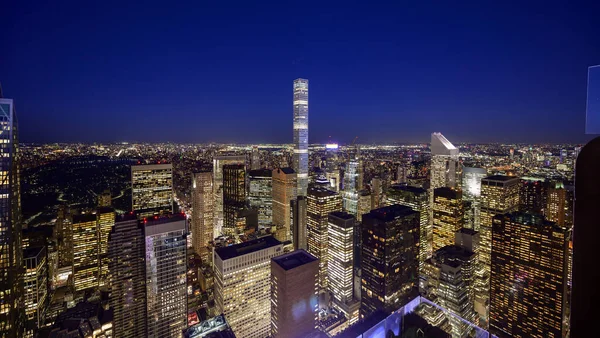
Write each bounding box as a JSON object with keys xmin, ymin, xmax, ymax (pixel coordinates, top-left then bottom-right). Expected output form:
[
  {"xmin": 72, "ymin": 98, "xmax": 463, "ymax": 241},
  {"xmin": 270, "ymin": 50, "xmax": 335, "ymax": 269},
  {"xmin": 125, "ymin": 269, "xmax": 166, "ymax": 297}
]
[
  {"xmin": 274, "ymin": 167, "xmax": 295, "ymax": 175},
  {"xmin": 494, "ymin": 212, "xmax": 567, "ymax": 231},
  {"xmin": 72, "ymin": 214, "xmax": 97, "ymax": 224},
  {"xmin": 272, "ymin": 249, "xmax": 318, "ymax": 271},
  {"xmin": 482, "ymin": 175, "xmax": 520, "ymax": 182},
  {"xmin": 366, "ymin": 204, "xmax": 417, "ymax": 222},
  {"xmin": 143, "ymin": 213, "xmax": 186, "ymax": 226},
  {"xmin": 24, "ymin": 246, "xmax": 45, "ymax": 260},
  {"xmin": 215, "ymin": 235, "xmax": 281, "ymax": 261},
  {"xmin": 433, "ymin": 187, "xmax": 461, "ymax": 199},
  {"xmin": 434, "ymin": 245, "xmax": 476, "ymax": 268},
  {"xmin": 328, "ymin": 211, "xmax": 355, "ymax": 221},
  {"xmin": 390, "ymin": 184, "xmax": 427, "ymax": 195},
  {"xmin": 131, "ymin": 163, "xmax": 173, "ymax": 170},
  {"xmin": 248, "ymin": 168, "xmax": 272, "ymax": 177},
  {"xmin": 431, "ymin": 132, "xmax": 458, "ymax": 156},
  {"xmin": 456, "ymin": 228, "xmax": 478, "ymax": 236},
  {"xmin": 308, "ymin": 186, "xmax": 338, "ymax": 197},
  {"xmin": 96, "ymin": 206, "xmax": 114, "ymax": 214}
]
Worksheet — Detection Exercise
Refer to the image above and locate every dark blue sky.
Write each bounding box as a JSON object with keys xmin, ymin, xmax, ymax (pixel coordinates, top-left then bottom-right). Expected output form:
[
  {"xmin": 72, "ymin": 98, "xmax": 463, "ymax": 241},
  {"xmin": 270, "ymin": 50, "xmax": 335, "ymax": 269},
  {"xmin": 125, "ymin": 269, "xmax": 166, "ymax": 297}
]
[{"xmin": 2, "ymin": 1, "xmax": 599, "ymax": 144}]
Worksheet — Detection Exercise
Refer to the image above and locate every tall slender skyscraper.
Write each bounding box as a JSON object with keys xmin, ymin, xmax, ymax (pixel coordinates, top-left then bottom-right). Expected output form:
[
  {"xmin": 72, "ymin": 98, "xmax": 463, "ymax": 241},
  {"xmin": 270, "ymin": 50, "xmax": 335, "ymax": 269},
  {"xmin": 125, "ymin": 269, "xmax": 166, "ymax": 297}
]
[
  {"xmin": 213, "ymin": 156, "xmax": 245, "ymax": 237},
  {"xmin": 109, "ymin": 214, "xmax": 147, "ymax": 338},
  {"xmin": 97, "ymin": 207, "xmax": 115, "ymax": 287},
  {"xmin": 222, "ymin": 164, "xmax": 246, "ymax": 236},
  {"xmin": 291, "ymin": 196, "xmax": 308, "ymax": 250},
  {"xmin": 131, "ymin": 163, "xmax": 173, "ymax": 218},
  {"xmin": 343, "ymin": 160, "xmax": 360, "ymax": 217},
  {"xmin": 0, "ymin": 93, "xmax": 24, "ymax": 337},
  {"xmin": 272, "ymin": 168, "xmax": 297, "ymax": 242},
  {"xmin": 293, "ymin": 78, "xmax": 309, "ymax": 197},
  {"xmin": 192, "ymin": 171, "xmax": 214, "ymax": 254},
  {"xmin": 72, "ymin": 214, "xmax": 99, "ymax": 292},
  {"xmin": 430, "ymin": 132, "xmax": 459, "ymax": 190},
  {"xmin": 432, "ymin": 187, "xmax": 464, "ymax": 252}
]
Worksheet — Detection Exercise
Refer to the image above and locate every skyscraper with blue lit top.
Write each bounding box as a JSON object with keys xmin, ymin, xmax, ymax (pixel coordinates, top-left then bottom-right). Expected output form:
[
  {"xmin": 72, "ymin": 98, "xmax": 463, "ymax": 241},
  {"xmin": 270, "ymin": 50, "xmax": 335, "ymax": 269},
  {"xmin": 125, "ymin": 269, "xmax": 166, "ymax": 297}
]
[{"xmin": 293, "ymin": 78, "xmax": 309, "ymax": 197}]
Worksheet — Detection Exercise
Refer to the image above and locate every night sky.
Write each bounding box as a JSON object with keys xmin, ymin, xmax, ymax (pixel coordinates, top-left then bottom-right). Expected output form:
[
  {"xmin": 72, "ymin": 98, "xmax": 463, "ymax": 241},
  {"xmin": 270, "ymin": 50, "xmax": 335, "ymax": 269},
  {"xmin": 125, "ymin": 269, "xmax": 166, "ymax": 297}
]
[{"xmin": 2, "ymin": 1, "xmax": 599, "ymax": 144}]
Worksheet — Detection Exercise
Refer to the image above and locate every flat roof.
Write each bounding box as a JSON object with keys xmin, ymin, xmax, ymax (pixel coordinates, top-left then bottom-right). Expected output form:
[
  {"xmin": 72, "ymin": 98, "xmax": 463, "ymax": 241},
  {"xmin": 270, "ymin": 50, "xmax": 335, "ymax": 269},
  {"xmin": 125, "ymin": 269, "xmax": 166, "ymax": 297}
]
[
  {"xmin": 72, "ymin": 214, "xmax": 97, "ymax": 224},
  {"xmin": 457, "ymin": 228, "xmax": 478, "ymax": 236},
  {"xmin": 308, "ymin": 186, "xmax": 338, "ymax": 197},
  {"xmin": 483, "ymin": 175, "xmax": 519, "ymax": 182},
  {"xmin": 390, "ymin": 185, "xmax": 427, "ymax": 195},
  {"xmin": 131, "ymin": 163, "xmax": 172, "ymax": 171},
  {"xmin": 215, "ymin": 236, "xmax": 281, "ymax": 261},
  {"xmin": 272, "ymin": 249, "xmax": 318, "ymax": 271},
  {"xmin": 248, "ymin": 169, "xmax": 272, "ymax": 177},
  {"xmin": 274, "ymin": 167, "xmax": 295, "ymax": 175},
  {"xmin": 366, "ymin": 204, "xmax": 417, "ymax": 221}
]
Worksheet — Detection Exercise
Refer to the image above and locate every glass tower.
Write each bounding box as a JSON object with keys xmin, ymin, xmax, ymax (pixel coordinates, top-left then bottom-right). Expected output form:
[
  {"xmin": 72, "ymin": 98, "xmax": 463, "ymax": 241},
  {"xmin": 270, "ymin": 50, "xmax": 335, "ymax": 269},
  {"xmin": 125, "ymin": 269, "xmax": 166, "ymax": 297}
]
[
  {"xmin": 0, "ymin": 94, "xmax": 24, "ymax": 337},
  {"xmin": 131, "ymin": 163, "xmax": 173, "ymax": 218},
  {"xmin": 293, "ymin": 78, "xmax": 309, "ymax": 196},
  {"xmin": 192, "ymin": 171, "xmax": 214, "ymax": 254}
]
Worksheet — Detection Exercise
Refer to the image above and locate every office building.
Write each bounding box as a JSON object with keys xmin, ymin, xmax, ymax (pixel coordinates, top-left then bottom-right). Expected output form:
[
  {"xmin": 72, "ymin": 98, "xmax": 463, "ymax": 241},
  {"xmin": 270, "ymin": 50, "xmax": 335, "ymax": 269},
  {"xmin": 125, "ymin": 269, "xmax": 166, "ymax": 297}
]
[
  {"xmin": 490, "ymin": 213, "xmax": 569, "ymax": 338},
  {"xmin": 545, "ymin": 181, "xmax": 566, "ymax": 227},
  {"xmin": 519, "ymin": 178, "xmax": 546, "ymax": 214},
  {"xmin": 108, "ymin": 214, "xmax": 146, "ymax": 338},
  {"xmin": 271, "ymin": 250, "xmax": 319, "ymax": 338},
  {"xmin": 0, "ymin": 93, "xmax": 24, "ymax": 337},
  {"xmin": 184, "ymin": 315, "xmax": 236, "ymax": 338},
  {"xmin": 462, "ymin": 167, "xmax": 487, "ymax": 229},
  {"xmin": 213, "ymin": 155, "xmax": 245, "ymax": 237},
  {"xmin": 222, "ymin": 164, "xmax": 246, "ymax": 236},
  {"xmin": 479, "ymin": 175, "xmax": 519, "ymax": 277},
  {"xmin": 370, "ymin": 177, "xmax": 382, "ymax": 209},
  {"xmin": 48, "ymin": 301, "xmax": 113, "ymax": 338},
  {"xmin": 430, "ymin": 132, "xmax": 459, "ymax": 190},
  {"xmin": 98, "ymin": 189, "xmax": 112, "ymax": 207},
  {"xmin": 422, "ymin": 245, "xmax": 478, "ymax": 337},
  {"xmin": 192, "ymin": 171, "xmax": 214, "ymax": 255},
  {"xmin": 55, "ymin": 206, "xmax": 73, "ymax": 268},
  {"xmin": 386, "ymin": 185, "xmax": 431, "ymax": 270},
  {"xmin": 291, "ymin": 196, "xmax": 308, "ymax": 250},
  {"xmin": 432, "ymin": 188, "xmax": 464, "ymax": 252},
  {"xmin": 272, "ymin": 167, "xmax": 297, "ymax": 242},
  {"xmin": 343, "ymin": 160, "xmax": 360, "ymax": 217},
  {"xmin": 307, "ymin": 186, "xmax": 342, "ymax": 290},
  {"xmin": 251, "ymin": 146, "xmax": 260, "ymax": 170},
  {"xmin": 131, "ymin": 163, "xmax": 173, "ymax": 218},
  {"xmin": 293, "ymin": 78, "xmax": 309, "ymax": 196},
  {"xmin": 23, "ymin": 246, "xmax": 48, "ymax": 333},
  {"xmin": 248, "ymin": 169, "xmax": 272, "ymax": 228},
  {"xmin": 360, "ymin": 205, "xmax": 420, "ymax": 318},
  {"xmin": 72, "ymin": 214, "xmax": 99, "ymax": 292},
  {"xmin": 144, "ymin": 215, "xmax": 187, "ymax": 337},
  {"xmin": 356, "ymin": 190, "xmax": 371, "ymax": 223},
  {"xmin": 214, "ymin": 236, "xmax": 283, "ymax": 338},
  {"xmin": 97, "ymin": 207, "xmax": 115, "ymax": 287}
]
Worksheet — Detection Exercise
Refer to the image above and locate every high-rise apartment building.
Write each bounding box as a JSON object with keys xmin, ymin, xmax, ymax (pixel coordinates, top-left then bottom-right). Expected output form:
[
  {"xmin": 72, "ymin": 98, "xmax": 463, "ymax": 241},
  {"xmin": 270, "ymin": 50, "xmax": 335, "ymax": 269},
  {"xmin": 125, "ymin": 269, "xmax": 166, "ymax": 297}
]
[
  {"xmin": 360, "ymin": 205, "xmax": 420, "ymax": 318},
  {"xmin": 192, "ymin": 171, "xmax": 214, "ymax": 255},
  {"xmin": 519, "ymin": 178, "xmax": 546, "ymax": 214},
  {"xmin": 271, "ymin": 249, "xmax": 319, "ymax": 338},
  {"xmin": 272, "ymin": 168, "xmax": 297, "ymax": 242},
  {"xmin": 97, "ymin": 207, "xmax": 115, "ymax": 287},
  {"xmin": 328, "ymin": 212, "xmax": 360, "ymax": 326},
  {"xmin": 222, "ymin": 164, "xmax": 246, "ymax": 236},
  {"xmin": 213, "ymin": 155, "xmax": 246, "ymax": 237},
  {"xmin": 545, "ymin": 181, "xmax": 566, "ymax": 227},
  {"xmin": 386, "ymin": 185, "xmax": 431, "ymax": 270},
  {"xmin": 343, "ymin": 160, "xmax": 360, "ymax": 217},
  {"xmin": 293, "ymin": 78, "xmax": 309, "ymax": 197},
  {"xmin": 479, "ymin": 175, "xmax": 519, "ymax": 277},
  {"xmin": 291, "ymin": 196, "xmax": 308, "ymax": 250},
  {"xmin": 0, "ymin": 93, "xmax": 24, "ymax": 337},
  {"xmin": 108, "ymin": 214, "xmax": 147, "ymax": 338},
  {"xmin": 23, "ymin": 246, "xmax": 48, "ymax": 333},
  {"xmin": 248, "ymin": 169, "xmax": 272, "ymax": 228},
  {"xmin": 72, "ymin": 214, "xmax": 99, "ymax": 292},
  {"xmin": 214, "ymin": 236, "xmax": 283, "ymax": 338},
  {"xmin": 490, "ymin": 213, "xmax": 569, "ymax": 338},
  {"xmin": 432, "ymin": 187, "xmax": 464, "ymax": 252},
  {"xmin": 306, "ymin": 186, "xmax": 342, "ymax": 290},
  {"xmin": 131, "ymin": 163, "xmax": 173, "ymax": 218},
  {"xmin": 144, "ymin": 215, "xmax": 187, "ymax": 337}
]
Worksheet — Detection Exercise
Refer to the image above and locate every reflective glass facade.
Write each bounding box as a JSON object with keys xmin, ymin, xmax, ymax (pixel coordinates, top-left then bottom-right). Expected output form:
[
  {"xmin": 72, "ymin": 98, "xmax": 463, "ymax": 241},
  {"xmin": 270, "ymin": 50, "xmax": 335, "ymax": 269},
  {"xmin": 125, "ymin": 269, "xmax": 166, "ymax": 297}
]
[
  {"xmin": 213, "ymin": 156, "xmax": 245, "ymax": 237},
  {"xmin": 293, "ymin": 79, "xmax": 309, "ymax": 196}
]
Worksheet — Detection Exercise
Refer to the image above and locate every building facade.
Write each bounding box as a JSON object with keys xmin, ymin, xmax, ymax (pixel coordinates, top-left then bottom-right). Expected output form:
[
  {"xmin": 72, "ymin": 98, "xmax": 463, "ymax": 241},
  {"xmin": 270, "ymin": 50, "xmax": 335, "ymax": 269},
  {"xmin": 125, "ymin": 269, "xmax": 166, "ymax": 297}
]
[
  {"xmin": 271, "ymin": 249, "xmax": 318, "ymax": 338},
  {"xmin": 214, "ymin": 236, "xmax": 283, "ymax": 338},
  {"xmin": 144, "ymin": 215, "xmax": 187, "ymax": 338},
  {"xmin": 293, "ymin": 78, "xmax": 309, "ymax": 197},
  {"xmin": 248, "ymin": 169, "xmax": 272, "ymax": 228},
  {"xmin": 306, "ymin": 187, "xmax": 342, "ymax": 290},
  {"xmin": 191, "ymin": 171, "xmax": 214, "ymax": 255},
  {"xmin": 72, "ymin": 214, "xmax": 99, "ymax": 292},
  {"xmin": 432, "ymin": 188, "xmax": 464, "ymax": 253},
  {"xmin": 131, "ymin": 163, "xmax": 173, "ymax": 218},
  {"xmin": 343, "ymin": 160, "xmax": 360, "ymax": 217},
  {"xmin": 272, "ymin": 168, "xmax": 297, "ymax": 242},
  {"xmin": 23, "ymin": 246, "xmax": 48, "ymax": 333},
  {"xmin": 291, "ymin": 196, "xmax": 308, "ymax": 250},
  {"xmin": 360, "ymin": 205, "xmax": 420, "ymax": 318},
  {"xmin": 490, "ymin": 213, "xmax": 569, "ymax": 338},
  {"xmin": 213, "ymin": 155, "xmax": 246, "ymax": 237},
  {"xmin": 97, "ymin": 207, "xmax": 115, "ymax": 287},
  {"xmin": 222, "ymin": 164, "xmax": 246, "ymax": 236}
]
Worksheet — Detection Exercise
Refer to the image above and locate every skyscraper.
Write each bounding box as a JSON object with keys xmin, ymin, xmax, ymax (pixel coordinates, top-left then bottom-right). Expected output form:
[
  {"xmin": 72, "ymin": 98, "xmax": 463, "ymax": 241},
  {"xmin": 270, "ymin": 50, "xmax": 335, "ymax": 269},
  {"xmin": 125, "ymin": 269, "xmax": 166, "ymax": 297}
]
[
  {"xmin": 490, "ymin": 213, "xmax": 569, "ymax": 338},
  {"xmin": 0, "ymin": 93, "xmax": 24, "ymax": 337},
  {"xmin": 144, "ymin": 215, "xmax": 187, "ymax": 337},
  {"xmin": 430, "ymin": 132, "xmax": 459, "ymax": 190},
  {"xmin": 343, "ymin": 160, "xmax": 360, "ymax": 217},
  {"xmin": 360, "ymin": 205, "xmax": 420, "ymax": 318},
  {"xmin": 214, "ymin": 236, "xmax": 283, "ymax": 338},
  {"xmin": 386, "ymin": 185, "xmax": 431, "ymax": 271},
  {"xmin": 191, "ymin": 171, "xmax": 214, "ymax": 255},
  {"xmin": 222, "ymin": 164, "xmax": 246, "ymax": 236},
  {"xmin": 328, "ymin": 212, "xmax": 360, "ymax": 326},
  {"xmin": 97, "ymin": 207, "xmax": 115, "ymax": 287},
  {"xmin": 251, "ymin": 146, "xmax": 260, "ymax": 170},
  {"xmin": 55, "ymin": 206, "xmax": 73, "ymax": 268},
  {"xmin": 271, "ymin": 250, "xmax": 319, "ymax": 338},
  {"xmin": 293, "ymin": 78, "xmax": 309, "ymax": 197},
  {"xmin": 108, "ymin": 214, "xmax": 147, "ymax": 338},
  {"xmin": 432, "ymin": 187, "xmax": 464, "ymax": 252},
  {"xmin": 461, "ymin": 167, "xmax": 487, "ymax": 229},
  {"xmin": 248, "ymin": 169, "xmax": 273, "ymax": 228},
  {"xmin": 306, "ymin": 186, "xmax": 342, "ymax": 290},
  {"xmin": 479, "ymin": 175, "xmax": 519, "ymax": 278},
  {"xmin": 519, "ymin": 178, "xmax": 546, "ymax": 214},
  {"xmin": 23, "ymin": 246, "xmax": 48, "ymax": 334},
  {"xmin": 291, "ymin": 196, "xmax": 308, "ymax": 250},
  {"xmin": 272, "ymin": 167, "xmax": 297, "ymax": 242},
  {"xmin": 356, "ymin": 190, "xmax": 371, "ymax": 223},
  {"xmin": 72, "ymin": 214, "xmax": 99, "ymax": 292},
  {"xmin": 131, "ymin": 163, "xmax": 173, "ymax": 218},
  {"xmin": 545, "ymin": 181, "xmax": 566, "ymax": 227},
  {"xmin": 370, "ymin": 177, "xmax": 382, "ymax": 210},
  {"xmin": 213, "ymin": 155, "xmax": 246, "ymax": 237}
]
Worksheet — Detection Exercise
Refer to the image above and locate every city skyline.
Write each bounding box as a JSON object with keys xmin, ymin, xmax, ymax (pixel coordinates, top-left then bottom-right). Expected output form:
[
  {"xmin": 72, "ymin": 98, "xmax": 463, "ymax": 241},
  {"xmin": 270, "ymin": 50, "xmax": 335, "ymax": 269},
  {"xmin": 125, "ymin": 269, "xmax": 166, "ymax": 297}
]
[{"xmin": 2, "ymin": 1, "xmax": 599, "ymax": 144}]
